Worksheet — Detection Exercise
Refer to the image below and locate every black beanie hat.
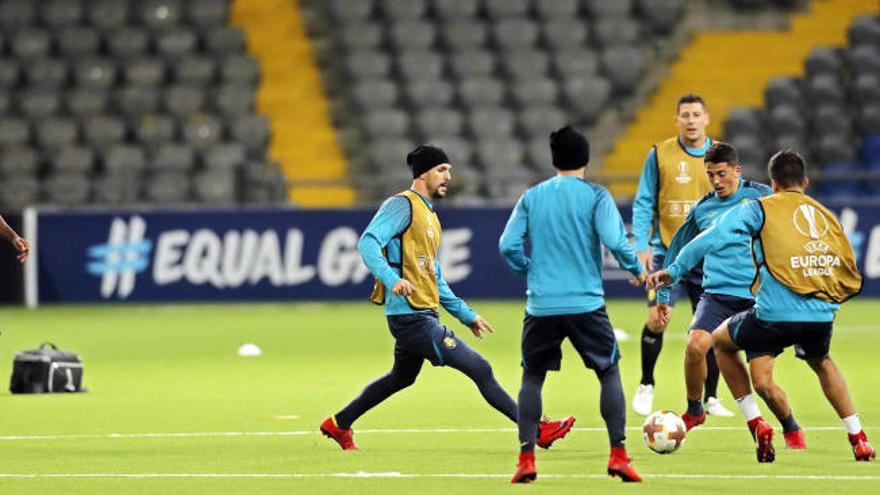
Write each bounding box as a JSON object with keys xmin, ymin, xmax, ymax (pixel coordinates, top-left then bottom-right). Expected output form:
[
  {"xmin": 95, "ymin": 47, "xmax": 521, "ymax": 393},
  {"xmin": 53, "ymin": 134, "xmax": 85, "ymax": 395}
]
[
  {"xmin": 550, "ymin": 126, "xmax": 590, "ymax": 170},
  {"xmin": 407, "ymin": 145, "xmax": 450, "ymax": 178}
]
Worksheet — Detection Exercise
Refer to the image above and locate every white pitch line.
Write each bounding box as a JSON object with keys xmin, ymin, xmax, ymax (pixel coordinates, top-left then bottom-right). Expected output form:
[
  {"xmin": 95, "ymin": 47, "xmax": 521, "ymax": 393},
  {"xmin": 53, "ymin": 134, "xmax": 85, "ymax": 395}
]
[
  {"xmin": 0, "ymin": 473, "xmax": 878, "ymax": 481},
  {"xmin": 0, "ymin": 426, "xmax": 868, "ymax": 441}
]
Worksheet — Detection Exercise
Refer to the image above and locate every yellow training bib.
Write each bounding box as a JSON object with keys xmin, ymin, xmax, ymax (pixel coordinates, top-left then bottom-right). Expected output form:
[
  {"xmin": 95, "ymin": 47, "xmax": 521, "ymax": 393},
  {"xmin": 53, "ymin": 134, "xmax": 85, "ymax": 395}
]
[
  {"xmin": 655, "ymin": 137, "xmax": 713, "ymax": 247},
  {"xmin": 370, "ymin": 190, "xmax": 442, "ymax": 309},
  {"xmin": 756, "ymin": 191, "xmax": 862, "ymax": 303}
]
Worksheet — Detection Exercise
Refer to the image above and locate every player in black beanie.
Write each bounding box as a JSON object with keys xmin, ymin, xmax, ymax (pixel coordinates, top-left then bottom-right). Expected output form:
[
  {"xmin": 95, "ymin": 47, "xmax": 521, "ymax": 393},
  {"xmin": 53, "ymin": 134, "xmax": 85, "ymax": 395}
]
[
  {"xmin": 550, "ymin": 126, "xmax": 590, "ymax": 170},
  {"xmin": 407, "ymin": 145, "xmax": 450, "ymax": 178}
]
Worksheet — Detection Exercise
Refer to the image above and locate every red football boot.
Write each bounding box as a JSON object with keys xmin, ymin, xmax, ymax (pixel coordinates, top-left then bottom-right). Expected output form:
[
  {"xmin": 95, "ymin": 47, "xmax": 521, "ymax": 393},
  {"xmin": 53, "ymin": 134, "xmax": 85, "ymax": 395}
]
[
  {"xmin": 849, "ymin": 431, "xmax": 876, "ymax": 461},
  {"xmin": 537, "ymin": 416, "xmax": 576, "ymax": 449},
  {"xmin": 607, "ymin": 447, "xmax": 642, "ymax": 482},
  {"xmin": 320, "ymin": 417, "xmax": 359, "ymax": 451},
  {"xmin": 748, "ymin": 417, "xmax": 775, "ymax": 463},
  {"xmin": 783, "ymin": 428, "xmax": 806, "ymax": 449},
  {"xmin": 511, "ymin": 451, "xmax": 537, "ymax": 484},
  {"xmin": 681, "ymin": 410, "xmax": 706, "ymax": 431}
]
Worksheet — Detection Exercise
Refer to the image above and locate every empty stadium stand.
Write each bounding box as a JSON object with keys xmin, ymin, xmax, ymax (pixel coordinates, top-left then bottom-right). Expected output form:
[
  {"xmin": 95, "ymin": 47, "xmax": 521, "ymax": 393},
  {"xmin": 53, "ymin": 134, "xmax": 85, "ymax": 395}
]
[
  {"xmin": 0, "ymin": 0, "xmax": 287, "ymax": 211},
  {"xmin": 300, "ymin": 0, "xmax": 685, "ymax": 203}
]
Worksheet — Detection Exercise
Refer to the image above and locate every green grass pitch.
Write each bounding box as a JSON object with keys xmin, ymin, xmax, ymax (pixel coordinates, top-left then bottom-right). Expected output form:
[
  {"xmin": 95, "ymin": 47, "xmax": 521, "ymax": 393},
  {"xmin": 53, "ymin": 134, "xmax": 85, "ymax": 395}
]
[{"xmin": 0, "ymin": 299, "xmax": 877, "ymax": 493}]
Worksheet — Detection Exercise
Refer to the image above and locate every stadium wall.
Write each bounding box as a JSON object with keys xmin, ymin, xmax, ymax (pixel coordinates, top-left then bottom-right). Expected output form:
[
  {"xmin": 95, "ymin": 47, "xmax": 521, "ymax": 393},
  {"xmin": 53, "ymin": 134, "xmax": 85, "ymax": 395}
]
[{"xmin": 23, "ymin": 203, "xmax": 880, "ymax": 306}]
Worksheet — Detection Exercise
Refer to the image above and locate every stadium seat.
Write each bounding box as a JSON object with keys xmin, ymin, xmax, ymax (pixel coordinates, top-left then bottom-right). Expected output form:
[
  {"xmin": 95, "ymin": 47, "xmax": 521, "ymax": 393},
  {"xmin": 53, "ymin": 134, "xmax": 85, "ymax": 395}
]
[
  {"xmin": 193, "ymin": 169, "xmax": 237, "ymax": 204},
  {"xmin": 398, "ymin": 50, "xmax": 445, "ymax": 81},
  {"xmin": 390, "ymin": 20, "xmax": 436, "ymax": 50},
  {"xmin": 145, "ymin": 171, "xmax": 191, "ymax": 203},
  {"xmin": 805, "ymin": 46, "xmax": 844, "ymax": 78},
  {"xmin": 519, "ymin": 106, "xmax": 567, "ymax": 139},
  {"xmin": 638, "ymin": 0, "xmax": 684, "ymax": 34},
  {"xmin": 19, "ymin": 90, "xmax": 61, "ymax": 119},
  {"xmin": 156, "ymin": 29, "xmax": 199, "ymax": 60},
  {"xmin": 87, "ymin": 0, "xmax": 129, "ymax": 32},
  {"xmin": 415, "ymin": 107, "xmax": 464, "ymax": 138},
  {"xmin": 584, "ymin": 0, "xmax": 633, "ymax": 18},
  {"xmin": 203, "ymin": 27, "xmax": 247, "ymax": 55},
  {"xmin": 41, "ymin": 0, "xmax": 84, "ymax": 28},
  {"xmin": 500, "ymin": 49, "xmax": 550, "ymax": 80},
  {"xmin": 35, "ymin": 118, "xmax": 78, "ymax": 151},
  {"xmin": 164, "ymin": 84, "xmax": 208, "ymax": 116},
  {"xmin": 0, "ymin": 175, "xmax": 40, "ymax": 210},
  {"xmin": 230, "ymin": 114, "xmax": 270, "ymax": 154},
  {"xmin": 510, "ymin": 78, "xmax": 559, "ymax": 106},
  {"xmin": 74, "ymin": 58, "xmax": 117, "ymax": 89},
  {"xmin": 103, "ymin": 145, "xmax": 147, "ymax": 175},
  {"xmin": 848, "ymin": 15, "xmax": 880, "ymax": 47},
  {"xmin": 593, "ymin": 17, "xmax": 641, "ymax": 47},
  {"xmin": 601, "ymin": 45, "xmax": 647, "ymax": 93},
  {"xmin": 492, "ymin": 18, "xmax": 539, "ymax": 49},
  {"xmin": 51, "ymin": 146, "xmax": 95, "ymax": 174},
  {"xmin": 363, "ymin": 108, "xmax": 410, "ymax": 137},
  {"xmin": 0, "ymin": 0, "xmax": 35, "ymax": 30},
  {"xmin": 542, "ymin": 20, "xmax": 589, "ymax": 50},
  {"xmin": 133, "ymin": 114, "xmax": 177, "ymax": 149},
  {"xmin": 83, "ymin": 116, "xmax": 126, "ymax": 148},
  {"xmin": 352, "ymin": 79, "xmax": 399, "ymax": 109},
  {"xmin": 203, "ymin": 143, "xmax": 246, "ymax": 170},
  {"xmin": 339, "ymin": 21, "xmax": 383, "ymax": 51},
  {"xmin": 107, "ymin": 28, "xmax": 149, "ymax": 59},
  {"xmin": 468, "ymin": 107, "xmax": 515, "ymax": 139},
  {"xmin": 405, "ymin": 79, "xmax": 455, "ymax": 106},
  {"xmin": 484, "ymin": 0, "xmax": 529, "ymax": 19},
  {"xmin": 458, "ymin": 77, "xmax": 506, "ymax": 106},
  {"xmin": 174, "ymin": 56, "xmax": 217, "ymax": 85},
  {"xmin": 431, "ymin": 0, "xmax": 478, "ymax": 20},
  {"xmin": 45, "ymin": 172, "xmax": 92, "ymax": 205},
  {"xmin": 449, "ymin": 49, "xmax": 496, "ymax": 78},
  {"xmin": 187, "ymin": 0, "xmax": 230, "ymax": 28},
  {"xmin": 725, "ymin": 108, "xmax": 764, "ymax": 136},
  {"xmin": 0, "ymin": 147, "xmax": 39, "ymax": 177},
  {"xmin": 0, "ymin": 118, "xmax": 30, "ymax": 147},
  {"xmin": 57, "ymin": 27, "xmax": 100, "ymax": 57},
  {"xmin": 534, "ymin": 0, "xmax": 579, "ymax": 19},
  {"xmin": 441, "ymin": 20, "xmax": 488, "ymax": 50},
  {"xmin": 152, "ymin": 144, "xmax": 196, "ymax": 172},
  {"xmin": 139, "ymin": 0, "xmax": 183, "ymax": 31},
  {"xmin": 182, "ymin": 114, "xmax": 223, "ymax": 150}
]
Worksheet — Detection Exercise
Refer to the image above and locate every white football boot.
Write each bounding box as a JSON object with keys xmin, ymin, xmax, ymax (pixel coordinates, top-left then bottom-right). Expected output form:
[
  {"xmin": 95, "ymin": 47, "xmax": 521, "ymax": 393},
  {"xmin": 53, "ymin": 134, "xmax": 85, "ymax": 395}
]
[
  {"xmin": 632, "ymin": 384, "xmax": 654, "ymax": 416},
  {"xmin": 704, "ymin": 396, "xmax": 735, "ymax": 417}
]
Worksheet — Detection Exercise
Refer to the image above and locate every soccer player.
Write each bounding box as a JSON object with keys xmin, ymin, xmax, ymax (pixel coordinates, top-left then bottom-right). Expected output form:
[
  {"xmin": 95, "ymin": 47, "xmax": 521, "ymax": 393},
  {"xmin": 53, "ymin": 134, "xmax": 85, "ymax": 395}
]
[
  {"xmin": 648, "ymin": 143, "xmax": 806, "ymax": 449},
  {"xmin": 500, "ymin": 127, "xmax": 645, "ymax": 483},
  {"xmin": 0, "ymin": 214, "xmax": 28, "ymax": 263},
  {"xmin": 320, "ymin": 145, "xmax": 574, "ymax": 452},
  {"xmin": 652, "ymin": 150, "xmax": 874, "ymax": 463},
  {"xmin": 631, "ymin": 94, "xmax": 731, "ymax": 417}
]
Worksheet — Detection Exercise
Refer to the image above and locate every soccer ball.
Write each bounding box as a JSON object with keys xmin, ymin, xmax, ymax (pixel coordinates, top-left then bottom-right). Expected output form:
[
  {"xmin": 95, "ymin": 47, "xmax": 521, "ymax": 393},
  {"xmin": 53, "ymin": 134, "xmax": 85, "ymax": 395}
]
[{"xmin": 642, "ymin": 410, "xmax": 687, "ymax": 454}]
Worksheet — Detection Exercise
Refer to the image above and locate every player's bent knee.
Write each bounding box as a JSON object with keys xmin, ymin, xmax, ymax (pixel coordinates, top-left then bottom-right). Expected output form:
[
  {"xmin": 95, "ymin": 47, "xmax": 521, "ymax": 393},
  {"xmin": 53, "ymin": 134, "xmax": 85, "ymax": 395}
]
[
  {"xmin": 686, "ymin": 331, "xmax": 712, "ymax": 355},
  {"xmin": 806, "ymin": 354, "xmax": 831, "ymax": 372}
]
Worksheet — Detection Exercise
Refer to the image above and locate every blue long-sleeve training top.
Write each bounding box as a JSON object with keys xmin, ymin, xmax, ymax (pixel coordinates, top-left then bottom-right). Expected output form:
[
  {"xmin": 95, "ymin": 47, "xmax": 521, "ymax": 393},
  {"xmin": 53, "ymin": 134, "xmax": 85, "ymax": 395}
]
[
  {"xmin": 499, "ymin": 175, "xmax": 643, "ymax": 317},
  {"xmin": 357, "ymin": 190, "xmax": 477, "ymax": 325},
  {"xmin": 658, "ymin": 179, "xmax": 773, "ymax": 303},
  {"xmin": 632, "ymin": 139, "xmax": 713, "ymax": 254},
  {"xmin": 664, "ymin": 200, "xmax": 839, "ymax": 322}
]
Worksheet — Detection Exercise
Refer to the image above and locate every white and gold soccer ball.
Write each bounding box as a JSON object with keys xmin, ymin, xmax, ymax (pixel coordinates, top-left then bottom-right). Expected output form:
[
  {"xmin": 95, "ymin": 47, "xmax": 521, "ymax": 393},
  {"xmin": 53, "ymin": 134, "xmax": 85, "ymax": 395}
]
[{"xmin": 642, "ymin": 410, "xmax": 687, "ymax": 454}]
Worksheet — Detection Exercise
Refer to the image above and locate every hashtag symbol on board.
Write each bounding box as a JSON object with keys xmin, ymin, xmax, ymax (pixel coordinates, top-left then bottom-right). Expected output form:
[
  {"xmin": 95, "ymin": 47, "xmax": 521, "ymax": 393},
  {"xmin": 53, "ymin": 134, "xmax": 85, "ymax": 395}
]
[{"xmin": 86, "ymin": 216, "xmax": 152, "ymax": 299}]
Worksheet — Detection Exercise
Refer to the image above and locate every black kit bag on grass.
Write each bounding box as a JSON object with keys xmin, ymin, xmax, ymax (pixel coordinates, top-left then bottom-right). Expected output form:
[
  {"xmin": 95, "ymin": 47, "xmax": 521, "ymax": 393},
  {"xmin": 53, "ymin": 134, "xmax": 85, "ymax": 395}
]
[{"xmin": 10, "ymin": 342, "xmax": 85, "ymax": 394}]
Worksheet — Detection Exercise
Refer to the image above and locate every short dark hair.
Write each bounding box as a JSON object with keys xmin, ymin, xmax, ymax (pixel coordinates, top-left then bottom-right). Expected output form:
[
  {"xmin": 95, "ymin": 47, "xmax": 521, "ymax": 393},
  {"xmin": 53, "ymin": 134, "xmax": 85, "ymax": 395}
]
[
  {"xmin": 704, "ymin": 142, "xmax": 739, "ymax": 166},
  {"xmin": 768, "ymin": 149, "xmax": 807, "ymax": 188},
  {"xmin": 677, "ymin": 93, "xmax": 706, "ymax": 113}
]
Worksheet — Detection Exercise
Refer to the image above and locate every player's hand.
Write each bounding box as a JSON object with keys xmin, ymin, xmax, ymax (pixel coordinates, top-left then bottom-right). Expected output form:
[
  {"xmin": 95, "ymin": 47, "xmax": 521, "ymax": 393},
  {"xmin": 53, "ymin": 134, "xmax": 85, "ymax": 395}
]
[
  {"xmin": 391, "ymin": 279, "xmax": 414, "ymax": 296},
  {"xmin": 637, "ymin": 250, "xmax": 653, "ymax": 273},
  {"xmin": 656, "ymin": 303, "xmax": 672, "ymax": 327},
  {"xmin": 468, "ymin": 315, "xmax": 494, "ymax": 340},
  {"xmin": 628, "ymin": 271, "xmax": 647, "ymax": 287},
  {"xmin": 12, "ymin": 237, "xmax": 29, "ymax": 263},
  {"xmin": 646, "ymin": 270, "xmax": 673, "ymax": 290}
]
